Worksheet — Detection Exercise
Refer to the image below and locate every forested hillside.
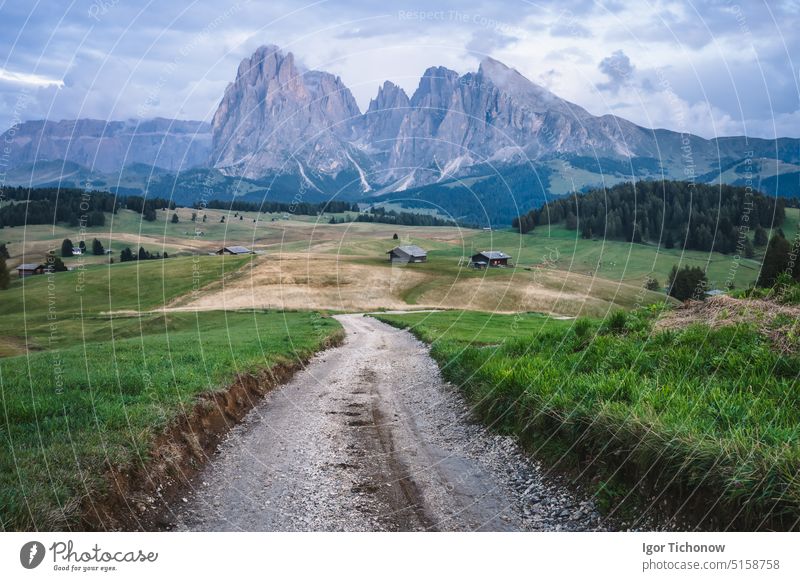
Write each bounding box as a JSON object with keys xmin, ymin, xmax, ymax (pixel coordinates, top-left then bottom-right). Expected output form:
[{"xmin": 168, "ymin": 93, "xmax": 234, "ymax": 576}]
[{"xmin": 513, "ymin": 181, "xmax": 787, "ymax": 253}]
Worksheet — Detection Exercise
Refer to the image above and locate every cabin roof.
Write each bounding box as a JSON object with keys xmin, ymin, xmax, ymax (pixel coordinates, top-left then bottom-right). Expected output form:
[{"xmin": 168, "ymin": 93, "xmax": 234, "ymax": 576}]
[
  {"xmin": 474, "ymin": 250, "xmax": 510, "ymax": 260},
  {"xmin": 223, "ymin": 246, "xmax": 252, "ymax": 254},
  {"xmin": 388, "ymin": 245, "xmax": 427, "ymax": 257},
  {"xmin": 16, "ymin": 263, "xmax": 43, "ymax": 270}
]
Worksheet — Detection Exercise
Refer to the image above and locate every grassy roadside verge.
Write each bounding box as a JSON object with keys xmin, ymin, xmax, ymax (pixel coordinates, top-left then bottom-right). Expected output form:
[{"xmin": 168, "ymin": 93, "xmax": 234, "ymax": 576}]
[
  {"xmin": 0, "ymin": 255, "xmax": 343, "ymax": 530},
  {"xmin": 374, "ymin": 309, "xmax": 800, "ymax": 530},
  {"xmin": 0, "ymin": 310, "xmax": 342, "ymax": 530}
]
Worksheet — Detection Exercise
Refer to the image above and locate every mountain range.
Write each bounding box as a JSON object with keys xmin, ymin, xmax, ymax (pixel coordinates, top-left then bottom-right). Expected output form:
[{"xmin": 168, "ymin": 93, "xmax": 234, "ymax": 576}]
[{"xmin": 2, "ymin": 44, "xmax": 799, "ymax": 224}]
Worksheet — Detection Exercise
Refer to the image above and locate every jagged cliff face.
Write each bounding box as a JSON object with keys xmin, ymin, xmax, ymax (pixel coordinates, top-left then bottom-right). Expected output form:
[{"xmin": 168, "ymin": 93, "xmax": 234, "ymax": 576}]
[
  {"xmin": 1, "ymin": 118, "xmax": 211, "ymax": 173},
  {"xmin": 210, "ymin": 45, "xmax": 361, "ymax": 179},
  {"xmin": 209, "ymin": 47, "xmax": 674, "ymax": 188}
]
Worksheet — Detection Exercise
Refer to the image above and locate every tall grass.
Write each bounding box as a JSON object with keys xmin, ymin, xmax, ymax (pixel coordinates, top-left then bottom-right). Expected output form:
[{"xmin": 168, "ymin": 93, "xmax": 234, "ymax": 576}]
[
  {"xmin": 377, "ymin": 309, "xmax": 800, "ymax": 529},
  {"xmin": 0, "ymin": 308, "xmax": 341, "ymax": 531}
]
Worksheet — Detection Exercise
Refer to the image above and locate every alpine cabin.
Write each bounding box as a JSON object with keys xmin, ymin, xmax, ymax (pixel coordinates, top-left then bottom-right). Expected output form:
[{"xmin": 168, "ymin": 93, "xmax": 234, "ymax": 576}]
[
  {"xmin": 387, "ymin": 245, "xmax": 427, "ymax": 264},
  {"xmin": 470, "ymin": 250, "xmax": 511, "ymax": 268}
]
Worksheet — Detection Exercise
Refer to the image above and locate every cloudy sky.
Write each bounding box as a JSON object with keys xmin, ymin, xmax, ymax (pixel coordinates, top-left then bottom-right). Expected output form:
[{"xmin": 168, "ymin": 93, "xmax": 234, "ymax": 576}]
[{"xmin": 1, "ymin": 0, "xmax": 798, "ymax": 138}]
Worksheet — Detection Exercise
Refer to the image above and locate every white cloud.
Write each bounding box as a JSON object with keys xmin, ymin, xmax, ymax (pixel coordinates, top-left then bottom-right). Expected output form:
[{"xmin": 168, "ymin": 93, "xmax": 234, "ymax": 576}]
[{"xmin": 0, "ymin": 68, "xmax": 64, "ymax": 88}]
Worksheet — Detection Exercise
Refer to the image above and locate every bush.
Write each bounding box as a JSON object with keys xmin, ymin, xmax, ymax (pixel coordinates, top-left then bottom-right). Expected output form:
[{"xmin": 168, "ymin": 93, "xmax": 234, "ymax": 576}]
[
  {"xmin": 573, "ymin": 317, "xmax": 593, "ymax": 338},
  {"xmin": 668, "ymin": 265, "xmax": 707, "ymax": 301},
  {"xmin": 644, "ymin": 276, "xmax": 660, "ymax": 291},
  {"xmin": 602, "ymin": 310, "xmax": 628, "ymax": 334}
]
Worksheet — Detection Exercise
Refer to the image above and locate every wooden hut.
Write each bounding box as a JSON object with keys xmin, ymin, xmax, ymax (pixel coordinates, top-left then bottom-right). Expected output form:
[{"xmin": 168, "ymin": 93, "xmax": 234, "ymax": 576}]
[{"xmin": 387, "ymin": 245, "xmax": 427, "ymax": 264}]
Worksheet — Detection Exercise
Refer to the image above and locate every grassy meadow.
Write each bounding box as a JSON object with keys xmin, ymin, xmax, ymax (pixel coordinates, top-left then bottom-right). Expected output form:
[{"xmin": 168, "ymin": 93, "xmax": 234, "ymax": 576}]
[
  {"xmin": 375, "ymin": 309, "xmax": 800, "ymax": 530},
  {"xmin": 7, "ymin": 207, "xmax": 796, "ymax": 309},
  {"xmin": 0, "ymin": 255, "xmax": 342, "ymax": 530}
]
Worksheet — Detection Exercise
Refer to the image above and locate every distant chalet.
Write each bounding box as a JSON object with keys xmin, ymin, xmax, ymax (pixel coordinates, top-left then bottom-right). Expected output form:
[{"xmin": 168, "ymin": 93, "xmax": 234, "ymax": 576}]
[
  {"xmin": 16, "ymin": 263, "xmax": 45, "ymax": 277},
  {"xmin": 216, "ymin": 246, "xmax": 253, "ymax": 255},
  {"xmin": 387, "ymin": 245, "xmax": 427, "ymax": 264},
  {"xmin": 470, "ymin": 250, "xmax": 511, "ymax": 268}
]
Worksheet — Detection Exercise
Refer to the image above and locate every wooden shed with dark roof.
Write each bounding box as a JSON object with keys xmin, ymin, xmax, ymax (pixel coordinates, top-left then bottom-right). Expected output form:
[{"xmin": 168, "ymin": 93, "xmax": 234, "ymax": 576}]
[
  {"xmin": 16, "ymin": 263, "xmax": 45, "ymax": 278},
  {"xmin": 387, "ymin": 245, "xmax": 427, "ymax": 264},
  {"xmin": 470, "ymin": 250, "xmax": 511, "ymax": 268},
  {"xmin": 216, "ymin": 246, "xmax": 253, "ymax": 255}
]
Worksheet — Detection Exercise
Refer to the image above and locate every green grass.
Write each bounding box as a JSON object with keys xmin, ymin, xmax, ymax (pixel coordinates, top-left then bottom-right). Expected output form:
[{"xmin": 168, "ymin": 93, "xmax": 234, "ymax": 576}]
[
  {"xmin": 375, "ymin": 310, "xmax": 573, "ymax": 344},
  {"xmin": 0, "ymin": 255, "xmax": 250, "ymax": 353},
  {"xmin": 0, "ymin": 254, "xmax": 342, "ymax": 530},
  {"xmin": 465, "ymin": 226, "xmax": 763, "ymax": 290},
  {"xmin": 0, "ymin": 310, "xmax": 341, "ymax": 531},
  {"xmin": 375, "ymin": 308, "xmax": 800, "ymax": 530}
]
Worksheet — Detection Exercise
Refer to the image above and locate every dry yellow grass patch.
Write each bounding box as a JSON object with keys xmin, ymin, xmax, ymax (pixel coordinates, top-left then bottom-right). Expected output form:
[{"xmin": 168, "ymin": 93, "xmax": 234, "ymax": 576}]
[
  {"xmin": 175, "ymin": 253, "xmax": 430, "ymax": 312},
  {"xmin": 170, "ymin": 252, "xmax": 660, "ymax": 316}
]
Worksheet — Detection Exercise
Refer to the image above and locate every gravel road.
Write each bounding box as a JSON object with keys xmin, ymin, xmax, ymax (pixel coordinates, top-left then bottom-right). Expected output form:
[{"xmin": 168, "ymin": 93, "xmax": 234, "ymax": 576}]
[{"xmin": 170, "ymin": 314, "xmax": 609, "ymax": 531}]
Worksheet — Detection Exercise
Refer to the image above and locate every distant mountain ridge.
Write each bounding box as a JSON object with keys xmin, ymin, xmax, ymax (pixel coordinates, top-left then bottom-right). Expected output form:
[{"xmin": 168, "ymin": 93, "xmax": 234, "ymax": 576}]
[
  {"xmin": 2, "ymin": 118, "xmax": 211, "ymax": 173},
  {"xmin": 1, "ymin": 43, "xmax": 798, "ymax": 223}
]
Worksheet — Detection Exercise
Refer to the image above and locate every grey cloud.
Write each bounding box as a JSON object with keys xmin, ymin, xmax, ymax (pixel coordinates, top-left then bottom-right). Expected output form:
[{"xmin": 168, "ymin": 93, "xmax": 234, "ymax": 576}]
[
  {"xmin": 549, "ymin": 21, "xmax": 591, "ymax": 38},
  {"xmin": 598, "ymin": 49, "xmax": 634, "ymax": 92},
  {"xmin": 465, "ymin": 28, "xmax": 517, "ymax": 56}
]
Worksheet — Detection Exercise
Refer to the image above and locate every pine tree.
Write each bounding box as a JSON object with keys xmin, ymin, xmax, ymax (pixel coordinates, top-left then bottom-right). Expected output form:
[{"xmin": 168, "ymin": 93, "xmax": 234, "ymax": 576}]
[
  {"xmin": 46, "ymin": 254, "xmax": 68, "ymax": 272},
  {"xmin": 757, "ymin": 234, "xmax": 791, "ymax": 287},
  {"xmin": 61, "ymin": 238, "xmax": 74, "ymax": 257},
  {"xmin": 171, "ymin": 213, "xmax": 179, "ymax": 224},
  {"xmin": 754, "ymin": 226, "xmax": 768, "ymax": 247},
  {"xmin": 92, "ymin": 238, "xmax": 105, "ymax": 255},
  {"xmin": 668, "ymin": 265, "xmax": 707, "ymax": 301},
  {"xmin": 743, "ymin": 238, "xmax": 755, "ymax": 259},
  {"xmin": 0, "ymin": 243, "xmax": 9, "ymax": 259},
  {"xmin": 0, "ymin": 256, "xmax": 10, "ymax": 290}
]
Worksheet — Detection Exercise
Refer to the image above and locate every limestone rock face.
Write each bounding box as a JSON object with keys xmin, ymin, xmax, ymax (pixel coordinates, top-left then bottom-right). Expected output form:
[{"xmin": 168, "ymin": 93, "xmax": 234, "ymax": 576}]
[
  {"xmin": 210, "ymin": 45, "xmax": 362, "ymax": 179},
  {"xmin": 211, "ymin": 47, "xmax": 670, "ymax": 188}
]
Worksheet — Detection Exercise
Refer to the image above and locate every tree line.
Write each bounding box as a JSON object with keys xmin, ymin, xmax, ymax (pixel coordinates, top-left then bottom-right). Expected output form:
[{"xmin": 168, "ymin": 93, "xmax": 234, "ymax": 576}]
[
  {"xmin": 199, "ymin": 199, "xmax": 359, "ymax": 215},
  {"xmin": 119, "ymin": 247, "xmax": 169, "ymax": 262},
  {"xmin": 0, "ymin": 186, "xmax": 116, "ymax": 228},
  {"xmin": 351, "ymin": 207, "xmax": 455, "ymax": 227},
  {"xmin": 512, "ymin": 181, "xmax": 785, "ymax": 254}
]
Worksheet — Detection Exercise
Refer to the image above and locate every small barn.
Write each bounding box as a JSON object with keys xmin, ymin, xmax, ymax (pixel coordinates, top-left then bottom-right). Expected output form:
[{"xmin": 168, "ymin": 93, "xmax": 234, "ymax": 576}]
[
  {"xmin": 387, "ymin": 245, "xmax": 427, "ymax": 264},
  {"xmin": 16, "ymin": 263, "xmax": 45, "ymax": 278},
  {"xmin": 471, "ymin": 250, "xmax": 511, "ymax": 268},
  {"xmin": 216, "ymin": 246, "xmax": 253, "ymax": 255}
]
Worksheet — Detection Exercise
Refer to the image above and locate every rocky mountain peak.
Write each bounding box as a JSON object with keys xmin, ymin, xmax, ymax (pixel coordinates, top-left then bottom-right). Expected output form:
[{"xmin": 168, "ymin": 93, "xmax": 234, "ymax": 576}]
[
  {"xmin": 411, "ymin": 66, "xmax": 460, "ymax": 107},
  {"xmin": 211, "ymin": 44, "xmax": 361, "ymax": 178},
  {"xmin": 368, "ymin": 81, "xmax": 409, "ymax": 113}
]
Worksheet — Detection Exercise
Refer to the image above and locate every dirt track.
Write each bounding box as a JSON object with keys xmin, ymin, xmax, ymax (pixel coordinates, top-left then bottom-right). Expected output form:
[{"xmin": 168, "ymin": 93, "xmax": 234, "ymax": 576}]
[{"xmin": 169, "ymin": 315, "xmax": 607, "ymax": 531}]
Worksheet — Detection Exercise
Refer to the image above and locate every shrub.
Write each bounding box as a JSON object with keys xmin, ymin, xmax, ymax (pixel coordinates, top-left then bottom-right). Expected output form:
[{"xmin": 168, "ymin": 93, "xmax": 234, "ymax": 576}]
[
  {"xmin": 602, "ymin": 310, "xmax": 628, "ymax": 334},
  {"xmin": 573, "ymin": 317, "xmax": 593, "ymax": 338}
]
